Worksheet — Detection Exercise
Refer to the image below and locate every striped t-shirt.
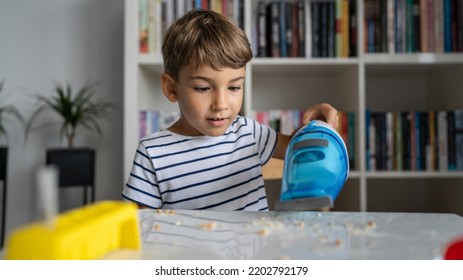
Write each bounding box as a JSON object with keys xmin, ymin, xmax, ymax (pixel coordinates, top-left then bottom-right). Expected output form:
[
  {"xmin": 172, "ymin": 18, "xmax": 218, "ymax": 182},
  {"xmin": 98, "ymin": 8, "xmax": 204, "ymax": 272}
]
[{"xmin": 122, "ymin": 115, "xmax": 277, "ymax": 211}]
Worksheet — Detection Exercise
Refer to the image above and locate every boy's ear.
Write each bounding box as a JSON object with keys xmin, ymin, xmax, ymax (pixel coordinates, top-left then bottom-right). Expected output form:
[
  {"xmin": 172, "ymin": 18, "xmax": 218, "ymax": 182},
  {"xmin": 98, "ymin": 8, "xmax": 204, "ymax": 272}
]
[{"xmin": 161, "ymin": 73, "xmax": 178, "ymax": 102}]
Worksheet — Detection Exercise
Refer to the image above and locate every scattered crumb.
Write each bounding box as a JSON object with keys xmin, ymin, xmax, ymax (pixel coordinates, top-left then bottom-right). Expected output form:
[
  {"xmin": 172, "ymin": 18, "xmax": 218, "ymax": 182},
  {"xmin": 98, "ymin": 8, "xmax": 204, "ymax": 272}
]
[
  {"xmin": 174, "ymin": 220, "xmax": 182, "ymax": 226},
  {"xmin": 155, "ymin": 209, "xmax": 177, "ymax": 216},
  {"xmin": 257, "ymin": 228, "xmax": 270, "ymax": 236},
  {"xmin": 334, "ymin": 239, "xmax": 342, "ymax": 247},
  {"xmin": 346, "ymin": 220, "xmax": 378, "ymax": 236},
  {"xmin": 366, "ymin": 220, "xmax": 377, "ymax": 229},
  {"xmin": 166, "ymin": 210, "xmax": 177, "ymax": 215},
  {"xmin": 200, "ymin": 222, "xmax": 217, "ymax": 231},
  {"xmin": 294, "ymin": 221, "xmax": 305, "ymax": 228},
  {"xmin": 153, "ymin": 224, "xmax": 161, "ymax": 231}
]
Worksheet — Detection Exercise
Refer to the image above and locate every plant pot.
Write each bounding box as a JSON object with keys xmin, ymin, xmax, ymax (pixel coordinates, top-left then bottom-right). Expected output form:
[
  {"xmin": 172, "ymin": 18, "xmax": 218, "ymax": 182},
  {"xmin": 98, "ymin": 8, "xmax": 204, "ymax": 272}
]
[
  {"xmin": 46, "ymin": 148, "xmax": 95, "ymax": 205},
  {"xmin": 0, "ymin": 146, "xmax": 7, "ymax": 248}
]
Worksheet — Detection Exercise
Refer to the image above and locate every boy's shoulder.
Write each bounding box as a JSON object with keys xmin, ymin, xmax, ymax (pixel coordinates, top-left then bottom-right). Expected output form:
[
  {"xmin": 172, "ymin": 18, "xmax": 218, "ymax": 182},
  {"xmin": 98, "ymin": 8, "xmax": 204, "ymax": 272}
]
[
  {"xmin": 231, "ymin": 115, "xmax": 263, "ymax": 127},
  {"xmin": 228, "ymin": 115, "xmax": 259, "ymax": 133},
  {"xmin": 139, "ymin": 129, "xmax": 175, "ymax": 146}
]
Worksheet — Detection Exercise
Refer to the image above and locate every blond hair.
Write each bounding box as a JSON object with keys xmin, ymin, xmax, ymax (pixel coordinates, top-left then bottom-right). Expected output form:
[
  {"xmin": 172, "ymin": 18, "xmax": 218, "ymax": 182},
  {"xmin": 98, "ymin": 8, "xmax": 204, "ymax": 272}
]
[{"xmin": 162, "ymin": 9, "xmax": 252, "ymax": 80}]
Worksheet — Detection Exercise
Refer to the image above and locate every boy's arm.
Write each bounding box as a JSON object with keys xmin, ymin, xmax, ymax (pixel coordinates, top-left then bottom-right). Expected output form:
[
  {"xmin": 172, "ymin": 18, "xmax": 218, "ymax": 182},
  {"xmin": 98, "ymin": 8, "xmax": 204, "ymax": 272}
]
[
  {"xmin": 272, "ymin": 103, "xmax": 338, "ymax": 159},
  {"xmin": 273, "ymin": 133, "xmax": 291, "ymax": 159}
]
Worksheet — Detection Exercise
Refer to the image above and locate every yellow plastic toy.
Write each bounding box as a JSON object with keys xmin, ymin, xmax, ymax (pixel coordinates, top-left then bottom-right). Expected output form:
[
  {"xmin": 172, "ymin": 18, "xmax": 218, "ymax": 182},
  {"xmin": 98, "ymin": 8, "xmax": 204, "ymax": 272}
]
[{"xmin": 5, "ymin": 201, "xmax": 141, "ymax": 260}]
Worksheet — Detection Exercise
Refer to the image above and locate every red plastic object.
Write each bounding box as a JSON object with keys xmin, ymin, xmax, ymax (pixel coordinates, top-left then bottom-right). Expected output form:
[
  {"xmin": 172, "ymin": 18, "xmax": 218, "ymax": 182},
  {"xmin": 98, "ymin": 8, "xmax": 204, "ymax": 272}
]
[{"xmin": 444, "ymin": 237, "xmax": 463, "ymax": 260}]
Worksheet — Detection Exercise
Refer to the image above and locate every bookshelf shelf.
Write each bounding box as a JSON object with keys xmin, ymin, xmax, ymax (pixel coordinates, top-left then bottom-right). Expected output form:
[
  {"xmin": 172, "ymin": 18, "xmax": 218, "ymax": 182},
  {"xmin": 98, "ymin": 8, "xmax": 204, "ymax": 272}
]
[
  {"xmin": 124, "ymin": 0, "xmax": 463, "ymax": 214},
  {"xmin": 364, "ymin": 53, "xmax": 463, "ymax": 64},
  {"xmin": 366, "ymin": 171, "xmax": 463, "ymax": 179},
  {"xmin": 251, "ymin": 57, "xmax": 359, "ymax": 65},
  {"xmin": 138, "ymin": 55, "xmax": 163, "ymax": 65}
]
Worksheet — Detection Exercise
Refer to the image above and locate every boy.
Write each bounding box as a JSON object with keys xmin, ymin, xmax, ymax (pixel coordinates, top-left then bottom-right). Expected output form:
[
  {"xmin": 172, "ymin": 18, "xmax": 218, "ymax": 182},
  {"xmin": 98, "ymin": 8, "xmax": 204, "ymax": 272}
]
[{"xmin": 122, "ymin": 9, "xmax": 338, "ymax": 210}]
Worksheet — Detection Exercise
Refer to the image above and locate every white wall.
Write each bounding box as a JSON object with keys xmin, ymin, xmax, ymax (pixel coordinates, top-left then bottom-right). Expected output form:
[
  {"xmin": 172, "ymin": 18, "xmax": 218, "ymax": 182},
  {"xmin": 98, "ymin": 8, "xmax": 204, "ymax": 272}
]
[{"xmin": 0, "ymin": 0, "xmax": 125, "ymax": 236}]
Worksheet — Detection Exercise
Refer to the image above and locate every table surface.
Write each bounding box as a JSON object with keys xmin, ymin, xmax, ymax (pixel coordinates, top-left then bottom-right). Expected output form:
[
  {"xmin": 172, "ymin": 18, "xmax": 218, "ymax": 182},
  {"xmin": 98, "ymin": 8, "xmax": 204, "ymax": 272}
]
[{"xmin": 136, "ymin": 210, "xmax": 463, "ymax": 260}]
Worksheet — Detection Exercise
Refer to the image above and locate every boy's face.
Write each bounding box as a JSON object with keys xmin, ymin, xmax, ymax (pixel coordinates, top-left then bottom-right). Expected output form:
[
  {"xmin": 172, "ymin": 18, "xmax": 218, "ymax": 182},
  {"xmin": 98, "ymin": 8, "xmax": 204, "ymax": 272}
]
[{"xmin": 162, "ymin": 65, "xmax": 245, "ymax": 137}]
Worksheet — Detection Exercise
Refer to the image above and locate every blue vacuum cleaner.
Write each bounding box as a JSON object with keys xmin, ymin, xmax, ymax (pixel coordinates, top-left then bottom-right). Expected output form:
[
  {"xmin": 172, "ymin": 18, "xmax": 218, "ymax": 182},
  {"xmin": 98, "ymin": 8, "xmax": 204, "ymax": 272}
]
[{"xmin": 275, "ymin": 120, "xmax": 349, "ymax": 211}]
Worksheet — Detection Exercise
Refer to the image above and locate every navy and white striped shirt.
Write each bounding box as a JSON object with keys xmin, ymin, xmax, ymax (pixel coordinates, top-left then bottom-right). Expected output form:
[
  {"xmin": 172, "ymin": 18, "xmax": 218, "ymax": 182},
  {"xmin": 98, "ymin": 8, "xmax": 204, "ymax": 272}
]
[{"xmin": 122, "ymin": 116, "xmax": 277, "ymax": 211}]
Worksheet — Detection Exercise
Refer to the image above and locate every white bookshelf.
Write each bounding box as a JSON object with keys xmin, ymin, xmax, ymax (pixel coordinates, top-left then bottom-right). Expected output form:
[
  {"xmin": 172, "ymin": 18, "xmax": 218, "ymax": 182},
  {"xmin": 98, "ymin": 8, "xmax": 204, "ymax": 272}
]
[{"xmin": 124, "ymin": 0, "xmax": 463, "ymax": 213}]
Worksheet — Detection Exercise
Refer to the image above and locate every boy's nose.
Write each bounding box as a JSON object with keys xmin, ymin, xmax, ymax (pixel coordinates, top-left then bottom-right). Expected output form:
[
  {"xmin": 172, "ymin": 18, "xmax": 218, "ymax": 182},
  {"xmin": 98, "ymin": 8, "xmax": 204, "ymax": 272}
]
[{"xmin": 212, "ymin": 91, "xmax": 228, "ymax": 111}]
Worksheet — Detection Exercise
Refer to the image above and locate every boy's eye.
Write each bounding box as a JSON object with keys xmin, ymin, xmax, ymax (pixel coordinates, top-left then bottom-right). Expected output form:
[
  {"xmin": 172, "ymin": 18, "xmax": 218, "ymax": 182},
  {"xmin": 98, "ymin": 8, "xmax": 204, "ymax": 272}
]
[
  {"xmin": 229, "ymin": 86, "xmax": 242, "ymax": 92},
  {"xmin": 194, "ymin": 87, "xmax": 210, "ymax": 93}
]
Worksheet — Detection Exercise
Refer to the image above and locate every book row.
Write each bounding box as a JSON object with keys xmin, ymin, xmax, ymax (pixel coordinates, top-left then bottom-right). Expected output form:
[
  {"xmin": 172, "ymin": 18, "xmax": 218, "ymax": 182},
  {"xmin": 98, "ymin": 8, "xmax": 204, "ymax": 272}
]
[
  {"xmin": 255, "ymin": 0, "xmax": 357, "ymax": 58},
  {"xmin": 366, "ymin": 110, "xmax": 463, "ymax": 172},
  {"xmin": 139, "ymin": 0, "xmax": 244, "ymax": 54},
  {"xmin": 139, "ymin": 110, "xmax": 181, "ymax": 138},
  {"xmin": 365, "ymin": 0, "xmax": 463, "ymax": 54},
  {"xmin": 256, "ymin": 110, "xmax": 356, "ymax": 168}
]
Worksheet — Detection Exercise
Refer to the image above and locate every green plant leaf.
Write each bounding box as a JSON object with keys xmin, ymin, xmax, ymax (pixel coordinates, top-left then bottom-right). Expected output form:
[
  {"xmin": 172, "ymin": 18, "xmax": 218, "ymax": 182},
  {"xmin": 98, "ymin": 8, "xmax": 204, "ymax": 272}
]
[{"xmin": 0, "ymin": 80, "xmax": 26, "ymax": 145}]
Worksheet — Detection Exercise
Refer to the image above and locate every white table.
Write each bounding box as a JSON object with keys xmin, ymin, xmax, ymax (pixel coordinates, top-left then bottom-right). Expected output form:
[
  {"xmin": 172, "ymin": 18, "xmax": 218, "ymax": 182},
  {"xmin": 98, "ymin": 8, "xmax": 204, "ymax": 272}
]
[{"xmin": 137, "ymin": 210, "xmax": 463, "ymax": 260}]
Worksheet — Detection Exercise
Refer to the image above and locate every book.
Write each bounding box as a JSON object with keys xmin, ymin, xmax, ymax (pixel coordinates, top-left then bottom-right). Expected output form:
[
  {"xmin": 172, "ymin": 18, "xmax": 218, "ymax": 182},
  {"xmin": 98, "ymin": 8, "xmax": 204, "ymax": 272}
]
[
  {"xmin": 414, "ymin": 111, "xmax": 421, "ymax": 170},
  {"xmin": 388, "ymin": 0, "xmax": 395, "ymax": 53},
  {"xmin": 321, "ymin": 2, "xmax": 328, "ymax": 57},
  {"xmin": 420, "ymin": 112, "xmax": 429, "ymax": 171},
  {"xmin": 447, "ymin": 110, "xmax": 457, "ymax": 170},
  {"xmin": 257, "ymin": 1, "xmax": 267, "ymax": 57},
  {"xmin": 290, "ymin": 2, "xmax": 300, "ymax": 57},
  {"xmin": 341, "ymin": 0, "xmax": 349, "ymax": 56},
  {"xmin": 348, "ymin": 0, "xmax": 357, "ymax": 57},
  {"xmin": 438, "ymin": 110, "xmax": 448, "ymax": 170},
  {"xmin": 444, "ymin": 0, "xmax": 452, "ymax": 52},
  {"xmin": 279, "ymin": 1, "xmax": 288, "ymax": 57},
  {"xmin": 369, "ymin": 112, "xmax": 377, "ymax": 171},
  {"xmin": 394, "ymin": 111, "xmax": 403, "ymax": 170},
  {"xmin": 267, "ymin": 2, "xmax": 281, "ymax": 57},
  {"xmin": 412, "ymin": 0, "xmax": 421, "ymax": 52},
  {"xmin": 297, "ymin": 1, "xmax": 306, "ymax": 57},
  {"xmin": 455, "ymin": 109, "xmax": 463, "ymax": 170},
  {"xmin": 139, "ymin": 0, "xmax": 149, "ymax": 53},
  {"xmin": 305, "ymin": 0, "xmax": 313, "ymax": 57},
  {"xmin": 402, "ymin": 111, "xmax": 411, "ymax": 170},
  {"xmin": 139, "ymin": 111, "xmax": 147, "ymax": 138},
  {"xmin": 386, "ymin": 111, "xmax": 394, "ymax": 170},
  {"xmin": 336, "ymin": 0, "xmax": 343, "ymax": 57},
  {"xmin": 149, "ymin": 0, "xmax": 163, "ymax": 54},
  {"xmin": 428, "ymin": 110, "xmax": 436, "ymax": 171},
  {"xmin": 328, "ymin": 1, "xmax": 336, "ymax": 57},
  {"xmin": 366, "ymin": 109, "xmax": 371, "ymax": 170},
  {"xmin": 312, "ymin": 1, "xmax": 321, "ymax": 57}
]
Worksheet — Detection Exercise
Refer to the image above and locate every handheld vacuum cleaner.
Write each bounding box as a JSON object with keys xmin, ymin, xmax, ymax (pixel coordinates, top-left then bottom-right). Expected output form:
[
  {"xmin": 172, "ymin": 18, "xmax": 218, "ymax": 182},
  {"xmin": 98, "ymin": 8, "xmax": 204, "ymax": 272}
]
[{"xmin": 275, "ymin": 120, "xmax": 349, "ymax": 211}]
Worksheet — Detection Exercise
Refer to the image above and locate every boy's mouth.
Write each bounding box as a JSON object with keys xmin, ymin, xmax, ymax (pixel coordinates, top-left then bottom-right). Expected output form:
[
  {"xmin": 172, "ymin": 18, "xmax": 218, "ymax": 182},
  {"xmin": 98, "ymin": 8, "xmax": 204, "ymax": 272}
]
[{"xmin": 207, "ymin": 117, "xmax": 227, "ymax": 127}]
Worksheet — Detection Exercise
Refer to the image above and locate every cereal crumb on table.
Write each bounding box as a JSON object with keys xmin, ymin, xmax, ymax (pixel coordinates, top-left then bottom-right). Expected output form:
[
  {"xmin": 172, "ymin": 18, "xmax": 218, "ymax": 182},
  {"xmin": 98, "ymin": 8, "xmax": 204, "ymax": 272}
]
[
  {"xmin": 156, "ymin": 209, "xmax": 177, "ymax": 216},
  {"xmin": 200, "ymin": 222, "xmax": 217, "ymax": 230},
  {"xmin": 294, "ymin": 221, "xmax": 305, "ymax": 228},
  {"xmin": 257, "ymin": 228, "xmax": 270, "ymax": 236},
  {"xmin": 367, "ymin": 220, "xmax": 377, "ymax": 228}
]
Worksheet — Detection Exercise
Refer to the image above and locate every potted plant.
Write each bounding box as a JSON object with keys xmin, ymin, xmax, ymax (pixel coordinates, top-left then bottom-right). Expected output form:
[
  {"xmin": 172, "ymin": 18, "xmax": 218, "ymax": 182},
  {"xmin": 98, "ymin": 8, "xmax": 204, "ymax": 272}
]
[
  {"xmin": 26, "ymin": 81, "xmax": 113, "ymax": 205},
  {"xmin": 1, "ymin": 80, "xmax": 25, "ymax": 145},
  {"xmin": 0, "ymin": 79, "xmax": 25, "ymax": 248}
]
